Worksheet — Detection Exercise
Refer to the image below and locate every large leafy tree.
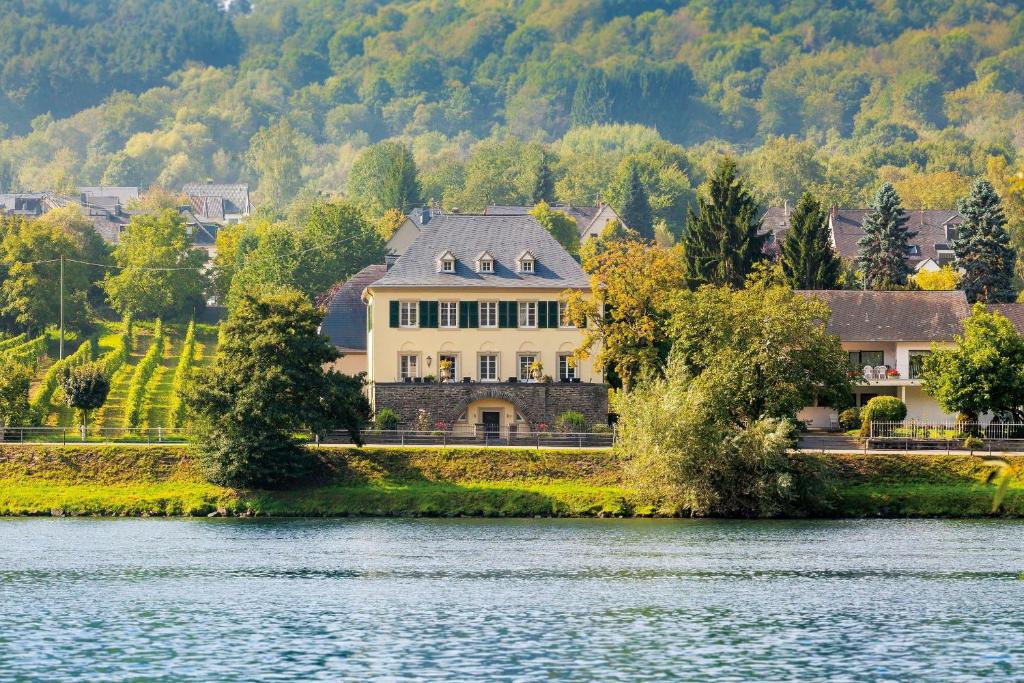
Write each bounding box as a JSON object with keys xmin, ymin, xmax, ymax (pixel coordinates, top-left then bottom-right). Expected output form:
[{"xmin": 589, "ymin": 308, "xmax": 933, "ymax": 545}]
[
  {"xmin": 681, "ymin": 158, "xmax": 767, "ymax": 289},
  {"xmin": 923, "ymin": 304, "xmax": 1024, "ymax": 422},
  {"xmin": 102, "ymin": 209, "xmax": 208, "ymax": 320},
  {"xmin": 612, "ymin": 159, "xmax": 653, "ymax": 240},
  {"xmin": 779, "ymin": 192, "xmax": 841, "ymax": 289},
  {"xmin": 246, "ymin": 120, "xmax": 306, "ymax": 209},
  {"xmin": 0, "ymin": 215, "xmax": 93, "ymax": 334},
  {"xmin": 858, "ymin": 183, "xmax": 916, "ymax": 289},
  {"xmin": 529, "ymin": 201, "xmax": 579, "ymax": 256},
  {"xmin": 347, "ymin": 141, "xmax": 421, "ymax": 218},
  {"xmin": 61, "ymin": 362, "xmax": 110, "ymax": 427},
  {"xmin": 185, "ymin": 289, "xmax": 370, "ymax": 488},
  {"xmin": 669, "ymin": 283, "xmax": 852, "ymax": 425},
  {"xmin": 565, "ymin": 240, "xmax": 686, "ymax": 391},
  {"xmin": 953, "ymin": 179, "xmax": 1015, "ymax": 303}
]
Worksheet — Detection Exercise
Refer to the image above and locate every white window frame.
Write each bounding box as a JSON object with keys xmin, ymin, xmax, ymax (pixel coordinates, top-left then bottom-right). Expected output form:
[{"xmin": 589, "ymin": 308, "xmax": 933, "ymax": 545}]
[
  {"xmin": 399, "ymin": 301, "xmax": 418, "ymax": 328},
  {"xmin": 479, "ymin": 258, "xmax": 494, "ymax": 273},
  {"xmin": 478, "ymin": 353, "xmax": 499, "ymax": 382},
  {"xmin": 518, "ymin": 353, "xmax": 538, "ymax": 382},
  {"xmin": 558, "ymin": 300, "xmax": 574, "ymax": 328},
  {"xmin": 399, "ymin": 353, "xmax": 420, "ymax": 380},
  {"xmin": 441, "ymin": 258, "xmax": 455, "ymax": 273},
  {"xmin": 439, "ymin": 301, "xmax": 458, "ymax": 328},
  {"xmin": 520, "ymin": 258, "xmax": 534, "ymax": 273},
  {"xmin": 437, "ymin": 352, "xmax": 459, "ymax": 381},
  {"xmin": 480, "ymin": 301, "xmax": 498, "ymax": 328},
  {"xmin": 518, "ymin": 301, "xmax": 537, "ymax": 328},
  {"xmin": 558, "ymin": 353, "xmax": 577, "ymax": 381}
]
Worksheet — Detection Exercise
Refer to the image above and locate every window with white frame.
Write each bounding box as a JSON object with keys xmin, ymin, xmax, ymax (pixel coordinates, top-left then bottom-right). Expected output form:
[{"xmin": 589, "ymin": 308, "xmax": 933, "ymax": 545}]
[
  {"xmin": 558, "ymin": 301, "xmax": 574, "ymax": 328},
  {"xmin": 518, "ymin": 353, "xmax": 538, "ymax": 381},
  {"xmin": 521, "ymin": 259, "xmax": 534, "ymax": 272},
  {"xmin": 399, "ymin": 301, "xmax": 418, "ymax": 327},
  {"xmin": 558, "ymin": 353, "xmax": 577, "ymax": 380},
  {"xmin": 441, "ymin": 257, "xmax": 455, "ymax": 272},
  {"xmin": 480, "ymin": 301, "xmax": 498, "ymax": 328},
  {"xmin": 439, "ymin": 301, "xmax": 458, "ymax": 328},
  {"xmin": 518, "ymin": 301, "xmax": 537, "ymax": 328},
  {"xmin": 438, "ymin": 353, "xmax": 458, "ymax": 381},
  {"xmin": 399, "ymin": 353, "xmax": 419, "ymax": 379},
  {"xmin": 479, "ymin": 353, "xmax": 498, "ymax": 381},
  {"xmin": 479, "ymin": 257, "xmax": 494, "ymax": 273}
]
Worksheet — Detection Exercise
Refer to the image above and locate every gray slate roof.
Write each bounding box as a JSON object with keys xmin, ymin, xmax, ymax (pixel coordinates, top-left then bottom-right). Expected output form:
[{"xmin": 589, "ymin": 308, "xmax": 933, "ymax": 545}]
[
  {"xmin": 485, "ymin": 204, "xmax": 601, "ymax": 237},
  {"xmin": 80, "ymin": 186, "xmax": 139, "ymax": 204},
  {"xmin": 373, "ymin": 213, "xmax": 590, "ymax": 289},
  {"xmin": 830, "ymin": 209, "xmax": 962, "ymax": 265},
  {"xmin": 319, "ymin": 264, "xmax": 387, "ymax": 351},
  {"xmin": 182, "ymin": 183, "xmax": 250, "ymax": 221},
  {"xmin": 797, "ymin": 290, "xmax": 970, "ymax": 342}
]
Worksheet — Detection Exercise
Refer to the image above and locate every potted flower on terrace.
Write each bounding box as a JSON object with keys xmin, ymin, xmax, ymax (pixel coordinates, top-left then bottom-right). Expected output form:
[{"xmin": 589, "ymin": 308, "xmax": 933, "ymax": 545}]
[
  {"xmin": 438, "ymin": 359, "xmax": 453, "ymax": 382},
  {"xmin": 886, "ymin": 368, "xmax": 900, "ymax": 378},
  {"xmin": 529, "ymin": 360, "xmax": 544, "ymax": 382}
]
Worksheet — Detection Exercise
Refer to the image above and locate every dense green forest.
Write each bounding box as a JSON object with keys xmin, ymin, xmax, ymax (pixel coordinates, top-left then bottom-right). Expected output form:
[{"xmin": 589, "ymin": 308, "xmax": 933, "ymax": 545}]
[{"xmin": 3, "ymin": 0, "xmax": 1024, "ymax": 231}]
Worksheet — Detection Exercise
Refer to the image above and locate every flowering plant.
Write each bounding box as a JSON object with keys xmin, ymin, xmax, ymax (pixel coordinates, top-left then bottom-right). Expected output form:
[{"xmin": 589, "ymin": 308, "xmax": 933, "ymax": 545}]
[{"xmin": 886, "ymin": 368, "xmax": 900, "ymax": 378}]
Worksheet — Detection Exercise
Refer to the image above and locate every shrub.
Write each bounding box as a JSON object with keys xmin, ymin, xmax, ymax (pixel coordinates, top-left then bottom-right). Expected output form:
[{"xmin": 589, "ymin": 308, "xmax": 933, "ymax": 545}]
[
  {"xmin": 60, "ymin": 362, "xmax": 110, "ymax": 427},
  {"xmin": 963, "ymin": 436, "xmax": 984, "ymax": 452},
  {"xmin": 0, "ymin": 333, "xmax": 27, "ymax": 353},
  {"xmin": 556, "ymin": 410, "xmax": 587, "ymax": 432},
  {"xmin": 590, "ymin": 423, "xmax": 612, "ymax": 434},
  {"xmin": 169, "ymin": 321, "xmax": 198, "ymax": 428},
  {"xmin": 100, "ymin": 317, "xmax": 134, "ymax": 379},
  {"xmin": 838, "ymin": 407, "xmax": 861, "ymax": 431},
  {"xmin": 124, "ymin": 319, "xmax": 164, "ymax": 428},
  {"xmin": 2, "ymin": 336, "xmax": 46, "ymax": 368},
  {"xmin": 859, "ymin": 396, "xmax": 907, "ymax": 436},
  {"xmin": 374, "ymin": 407, "xmax": 399, "ymax": 430}
]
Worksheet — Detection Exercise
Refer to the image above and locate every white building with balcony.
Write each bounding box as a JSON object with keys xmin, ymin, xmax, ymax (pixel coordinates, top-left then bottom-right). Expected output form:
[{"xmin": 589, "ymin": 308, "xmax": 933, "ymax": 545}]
[{"xmin": 796, "ymin": 290, "xmax": 971, "ymax": 429}]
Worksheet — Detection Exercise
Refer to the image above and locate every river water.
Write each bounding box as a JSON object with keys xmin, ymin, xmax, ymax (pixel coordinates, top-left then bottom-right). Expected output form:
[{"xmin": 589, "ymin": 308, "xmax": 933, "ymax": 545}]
[{"xmin": 0, "ymin": 518, "xmax": 1021, "ymax": 681}]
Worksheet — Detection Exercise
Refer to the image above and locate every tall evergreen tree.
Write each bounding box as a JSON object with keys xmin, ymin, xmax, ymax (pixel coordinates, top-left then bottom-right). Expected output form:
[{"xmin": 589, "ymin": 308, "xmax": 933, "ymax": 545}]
[
  {"xmin": 857, "ymin": 183, "xmax": 916, "ymax": 289},
  {"xmin": 953, "ymin": 179, "xmax": 1016, "ymax": 303},
  {"xmin": 531, "ymin": 152, "xmax": 556, "ymax": 204},
  {"xmin": 615, "ymin": 160, "xmax": 653, "ymax": 240},
  {"xmin": 779, "ymin": 192, "xmax": 841, "ymax": 289},
  {"xmin": 681, "ymin": 158, "xmax": 767, "ymax": 289}
]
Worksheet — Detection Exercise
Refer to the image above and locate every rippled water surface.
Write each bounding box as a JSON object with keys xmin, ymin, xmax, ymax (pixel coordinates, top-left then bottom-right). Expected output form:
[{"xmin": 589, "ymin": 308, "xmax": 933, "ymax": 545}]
[{"xmin": 1, "ymin": 518, "xmax": 1023, "ymax": 681}]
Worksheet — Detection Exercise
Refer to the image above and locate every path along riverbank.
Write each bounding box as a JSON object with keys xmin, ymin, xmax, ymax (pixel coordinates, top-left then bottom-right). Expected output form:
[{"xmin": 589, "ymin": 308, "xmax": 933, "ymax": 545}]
[{"xmin": 0, "ymin": 445, "xmax": 1021, "ymax": 518}]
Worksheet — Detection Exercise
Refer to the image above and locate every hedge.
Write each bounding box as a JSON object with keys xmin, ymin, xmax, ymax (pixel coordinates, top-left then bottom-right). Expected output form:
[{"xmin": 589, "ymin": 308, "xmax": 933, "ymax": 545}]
[
  {"xmin": 100, "ymin": 315, "xmax": 134, "ymax": 379},
  {"xmin": 0, "ymin": 333, "xmax": 27, "ymax": 353},
  {"xmin": 169, "ymin": 321, "xmax": 197, "ymax": 428},
  {"xmin": 123, "ymin": 319, "xmax": 164, "ymax": 428},
  {"xmin": 1, "ymin": 335, "xmax": 46, "ymax": 368},
  {"xmin": 29, "ymin": 337, "xmax": 94, "ymax": 418}
]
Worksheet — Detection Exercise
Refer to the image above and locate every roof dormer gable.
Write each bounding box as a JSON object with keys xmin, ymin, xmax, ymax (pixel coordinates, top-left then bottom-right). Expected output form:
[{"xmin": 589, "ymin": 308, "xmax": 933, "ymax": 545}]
[
  {"xmin": 475, "ymin": 250, "xmax": 495, "ymax": 273},
  {"xmin": 437, "ymin": 250, "xmax": 457, "ymax": 273},
  {"xmin": 516, "ymin": 250, "xmax": 536, "ymax": 273}
]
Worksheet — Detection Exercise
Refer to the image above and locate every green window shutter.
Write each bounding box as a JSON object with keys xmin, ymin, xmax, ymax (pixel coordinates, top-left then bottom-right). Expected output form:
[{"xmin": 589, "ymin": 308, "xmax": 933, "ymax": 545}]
[
  {"xmin": 547, "ymin": 301, "xmax": 559, "ymax": 328},
  {"xmin": 389, "ymin": 301, "xmax": 399, "ymax": 328},
  {"xmin": 498, "ymin": 301, "xmax": 509, "ymax": 328},
  {"xmin": 509, "ymin": 301, "xmax": 519, "ymax": 328},
  {"xmin": 459, "ymin": 301, "xmax": 469, "ymax": 329},
  {"xmin": 469, "ymin": 301, "xmax": 479, "ymax": 328},
  {"xmin": 428, "ymin": 301, "xmax": 439, "ymax": 328},
  {"xmin": 419, "ymin": 300, "xmax": 430, "ymax": 328},
  {"xmin": 538, "ymin": 302, "xmax": 548, "ymax": 329}
]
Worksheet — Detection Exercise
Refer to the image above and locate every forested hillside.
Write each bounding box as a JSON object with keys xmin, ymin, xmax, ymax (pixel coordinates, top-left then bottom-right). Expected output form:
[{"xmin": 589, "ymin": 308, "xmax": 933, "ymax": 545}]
[{"xmin": 2, "ymin": 0, "xmax": 1024, "ymax": 226}]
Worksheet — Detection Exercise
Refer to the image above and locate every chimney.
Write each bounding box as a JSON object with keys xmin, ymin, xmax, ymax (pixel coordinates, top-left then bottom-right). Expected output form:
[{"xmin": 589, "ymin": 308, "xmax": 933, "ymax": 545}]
[
  {"xmin": 419, "ymin": 207, "xmax": 431, "ymax": 225},
  {"xmin": 385, "ymin": 253, "xmax": 399, "ymax": 270},
  {"xmin": 830, "ymin": 204, "xmax": 838, "ymax": 221}
]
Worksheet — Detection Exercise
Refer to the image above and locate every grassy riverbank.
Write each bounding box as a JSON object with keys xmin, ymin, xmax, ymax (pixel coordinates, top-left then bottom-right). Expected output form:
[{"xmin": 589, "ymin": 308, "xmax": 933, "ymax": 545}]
[{"xmin": 0, "ymin": 445, "xmax": 1022, "ymax": 517}]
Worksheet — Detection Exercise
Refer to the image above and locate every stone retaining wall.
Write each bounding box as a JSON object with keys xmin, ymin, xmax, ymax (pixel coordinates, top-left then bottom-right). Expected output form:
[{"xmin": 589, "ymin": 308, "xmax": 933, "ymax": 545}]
[{"xmin": 372, "ymin": 382, "xmax": 609, "ymax": 427}]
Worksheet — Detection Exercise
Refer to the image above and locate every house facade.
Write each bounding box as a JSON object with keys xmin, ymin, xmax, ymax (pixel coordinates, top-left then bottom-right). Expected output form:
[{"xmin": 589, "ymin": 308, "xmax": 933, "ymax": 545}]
[
  {"xmin": 364, "ymin": 213, "xmax": 607, "ymax": 435},
  {"xmin": 796, "ymin": 290, "xmax": 970, "ymax": 428}
]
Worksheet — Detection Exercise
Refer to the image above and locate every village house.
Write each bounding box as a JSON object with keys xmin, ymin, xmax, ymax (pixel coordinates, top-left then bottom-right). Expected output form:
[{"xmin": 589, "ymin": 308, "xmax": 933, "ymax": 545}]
[
  {"xmin": 484, "ymin": 203, "xmax": 623, "ymax": 242},
  {"xmin": 0, "ymin": 187, "xmax": 138, "ymax": 243},
  {"xmin": 796, "ymin": 290, "xmax": 971, "ymax": 429},
  {"xmin": 327, "ymin": 211, "xmax": 607, "ymax": 435},
  {"xmin": 180, "ymin": 182, "xmax": 251, "ymax": 258},
  {"xmin": 764, "ymin": 204, "xmax": 964, "ymax": 272}
]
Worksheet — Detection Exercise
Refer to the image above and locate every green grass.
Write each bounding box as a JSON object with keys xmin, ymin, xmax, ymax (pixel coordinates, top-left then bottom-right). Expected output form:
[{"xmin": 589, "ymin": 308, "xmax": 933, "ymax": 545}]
[{"xmin": 1, "ymin": 445, "xmax": 1022, "ymax": 518}]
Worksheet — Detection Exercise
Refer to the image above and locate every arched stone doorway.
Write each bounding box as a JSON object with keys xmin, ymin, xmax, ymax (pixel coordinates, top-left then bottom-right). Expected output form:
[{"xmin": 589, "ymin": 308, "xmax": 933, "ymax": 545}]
[{"xmin": 454, "ymin": 396, "xmax": 535, "ymax": 436}]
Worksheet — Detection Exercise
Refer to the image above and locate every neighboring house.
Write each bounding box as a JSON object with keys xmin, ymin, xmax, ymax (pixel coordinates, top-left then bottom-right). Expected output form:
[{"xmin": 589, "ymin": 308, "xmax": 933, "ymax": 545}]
[
  {"xmin": 485, "ymin": 203, "xmax": 623, "ymax": 242},
  {"xmin": 763, "ymin": 205, "xmax": 964, "ymax": 272},
  {"xmin": 1, "ymin": 189, "xmax": 137, "ymax": 243},
  {"xmin": 180, "ymin": 183, "xmax": 249, "ymax": 260},
  {"xmin": 364, "ymin": 213, "xmax": 608, "ymax": 435},
  {"xmin": 0, "ymin": 193, "xmax": 46, "ymax": 217},
  {"xmin": 386, "ymin": 207, "xmax": 435, "ymax": 258},
  {"xmin": 828, "ymin": 207, "xmax": 962, "ymax": 272},
  {"xmin": 796, "ymin": 290, "xmax": 971, "ymax": 429},
  {"xmin": 318, "ymin": 264, "xmax": 388, "ymax": 376}
]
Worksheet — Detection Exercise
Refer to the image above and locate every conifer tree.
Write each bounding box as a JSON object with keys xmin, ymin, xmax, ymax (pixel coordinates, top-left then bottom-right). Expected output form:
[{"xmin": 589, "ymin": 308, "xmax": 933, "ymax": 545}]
[
  {"xmin": 615, "ymin": 159, "xmax": 653, "ymax": 240},
  {"xmin": 681, "ymin": 158, "xmax": 767, "ymax": 289},
  {"xmin": 779, "ymin": 192, "xmax": 841, "ymax": 289},
  {"xmin": 531, "ymin": 153, "xmax": 556, "ymax": 204},
  {"xmin": 953, "ymin": 179, "xmax": 1016, "ymax": 303},
  {"xmin": 857, "ymin": 183, "xmax": 916, "ymax": 289}
]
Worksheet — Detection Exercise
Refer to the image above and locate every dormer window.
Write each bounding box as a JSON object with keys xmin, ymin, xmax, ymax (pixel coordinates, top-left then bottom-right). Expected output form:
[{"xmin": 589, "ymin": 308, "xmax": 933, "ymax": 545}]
[
  {"xmin": 476, "ymin": 251, "xmax": 495, "ymax": 273},
  {"xmin": 437, "ymin": 250, "xmax": 456, "ymax": 273},
  {"xmin": 517, "ymin": 250, "xmax": 536, "ymax": 274},
  {"xmin": 945, "ymin": 225, "xmax": 958, "ymax": 242},
  {"xmin": 907, "ymin": 245, "xmax": 920, "ymax": 256}
]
